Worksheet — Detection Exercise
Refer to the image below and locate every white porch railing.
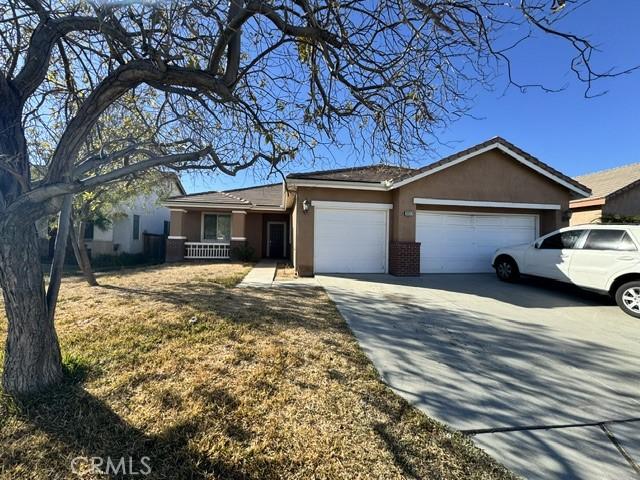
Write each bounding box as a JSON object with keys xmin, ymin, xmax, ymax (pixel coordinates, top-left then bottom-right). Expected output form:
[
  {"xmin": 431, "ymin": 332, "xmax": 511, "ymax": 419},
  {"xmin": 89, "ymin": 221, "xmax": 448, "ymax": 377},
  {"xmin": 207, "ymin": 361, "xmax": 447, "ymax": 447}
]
[{"xmin": 185, "ymin": 242, "xmax": 231, "ymax": 259}]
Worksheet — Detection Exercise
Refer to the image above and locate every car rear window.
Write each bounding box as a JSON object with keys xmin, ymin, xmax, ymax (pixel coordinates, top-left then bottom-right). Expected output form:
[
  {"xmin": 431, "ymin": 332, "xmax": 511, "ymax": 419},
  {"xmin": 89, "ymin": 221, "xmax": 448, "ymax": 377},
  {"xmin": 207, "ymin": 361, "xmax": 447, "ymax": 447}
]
[{"xmin": 583, "ymin": 230, "xmax": 637, "ymax": 251}]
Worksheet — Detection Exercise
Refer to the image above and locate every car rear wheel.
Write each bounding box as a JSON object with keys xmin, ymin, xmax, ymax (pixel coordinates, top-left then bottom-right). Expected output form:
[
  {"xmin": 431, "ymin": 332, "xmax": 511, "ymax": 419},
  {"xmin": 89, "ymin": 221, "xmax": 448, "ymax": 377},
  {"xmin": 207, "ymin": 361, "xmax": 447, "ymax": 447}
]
[
  {"xmin": 495, "ymin": 256, "xmax": 519, "ymax": 283},
  {"xmin": 616, "ymin": 281, "xmax": 640, "ymax": 318}
]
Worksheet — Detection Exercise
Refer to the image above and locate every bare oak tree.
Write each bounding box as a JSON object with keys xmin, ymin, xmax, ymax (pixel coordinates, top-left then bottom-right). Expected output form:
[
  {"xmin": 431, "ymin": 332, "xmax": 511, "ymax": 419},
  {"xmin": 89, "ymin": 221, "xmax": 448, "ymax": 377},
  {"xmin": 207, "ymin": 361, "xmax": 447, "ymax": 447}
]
[{"xmin": 0, "ymin": 0, "xmax": 633, "ymax": 395}]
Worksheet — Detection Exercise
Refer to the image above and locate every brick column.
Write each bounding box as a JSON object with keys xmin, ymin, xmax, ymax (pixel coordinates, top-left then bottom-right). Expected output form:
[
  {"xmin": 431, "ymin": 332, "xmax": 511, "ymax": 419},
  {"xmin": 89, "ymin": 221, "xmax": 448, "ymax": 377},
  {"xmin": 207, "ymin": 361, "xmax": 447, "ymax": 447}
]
[
  {"xmin": 166, "ymin": 237, "xmax": 186, "ymax": 262},
  {"xmin": 389, "ymin": 241, "xmax": 420, "ymax": 276}
]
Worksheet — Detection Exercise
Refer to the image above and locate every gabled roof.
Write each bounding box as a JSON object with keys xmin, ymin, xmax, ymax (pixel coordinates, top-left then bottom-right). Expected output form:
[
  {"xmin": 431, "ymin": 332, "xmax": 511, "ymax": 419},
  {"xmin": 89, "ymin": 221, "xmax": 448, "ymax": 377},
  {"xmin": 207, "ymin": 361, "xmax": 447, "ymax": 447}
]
[
  {"xmin": 574, "ymin": 163, "xmax": 640, "ymax": 200},
  {"xmin": 163, "ymin": 183, "xmax": 283, "ymax": 210},
  {"xmin": 288, "ymin": 164, "xmax": 415, "ymax": 183},
  {"xmin": 287, "ymin": 137, "xmax": 591, "ymax": 197},
  {"xmin": 167, "ymin": 173, "xmax": 186, "ymax": 195},
  {"xmin": 165, "ymin": 137, "xmax": 592, "ymax": 208},
  {"xmin": 390, "ymin": 137, "xmax": 591, "ymax": 196}
]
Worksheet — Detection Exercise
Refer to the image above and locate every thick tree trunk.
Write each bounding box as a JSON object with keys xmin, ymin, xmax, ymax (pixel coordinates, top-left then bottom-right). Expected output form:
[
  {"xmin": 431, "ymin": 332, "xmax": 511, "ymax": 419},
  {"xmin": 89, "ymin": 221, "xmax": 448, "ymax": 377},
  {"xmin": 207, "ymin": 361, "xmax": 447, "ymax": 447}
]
[
  {"xmin": 0, "ymin": 80, "xmax": 64, "ymax": 395},
  {"xmin": 0, "ymin": 220, "xmax": 64, "ymax": 395},
  {"xmin": 70, "ymin": 220, "xmax": 99, "ymax": 287}
]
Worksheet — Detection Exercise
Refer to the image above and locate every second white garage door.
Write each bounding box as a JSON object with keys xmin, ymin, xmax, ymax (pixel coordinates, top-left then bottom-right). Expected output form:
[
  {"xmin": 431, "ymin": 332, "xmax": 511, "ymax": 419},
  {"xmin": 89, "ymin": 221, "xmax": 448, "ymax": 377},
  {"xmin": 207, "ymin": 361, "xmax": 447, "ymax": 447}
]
[
  {"xmin": 314, "ymin": 205, "xmax": 388, "ymax": 274},
  {"xmin": 416, "ymin": 212, "xmax": 538, "ymax": 273}
]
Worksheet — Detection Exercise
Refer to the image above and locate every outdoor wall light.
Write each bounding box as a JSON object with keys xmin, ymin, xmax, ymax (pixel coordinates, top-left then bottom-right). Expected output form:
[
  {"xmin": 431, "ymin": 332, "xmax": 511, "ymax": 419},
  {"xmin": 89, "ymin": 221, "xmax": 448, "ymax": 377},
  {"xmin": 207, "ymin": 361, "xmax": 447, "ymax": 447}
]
[{"xmin": 302, "ymin": 199, "xmax": 310, "ymax": 214}]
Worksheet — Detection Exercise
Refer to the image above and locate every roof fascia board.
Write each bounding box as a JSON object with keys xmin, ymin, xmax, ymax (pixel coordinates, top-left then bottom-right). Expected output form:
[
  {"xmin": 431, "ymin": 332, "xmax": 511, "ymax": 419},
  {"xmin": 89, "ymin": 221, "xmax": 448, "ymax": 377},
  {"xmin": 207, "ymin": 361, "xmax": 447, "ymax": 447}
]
[
  {"xmin": 494, "ymin": 144, "xmax": 590, "ymax": 197},
  {"xmin": 287, "ymin": 178, "xmax": 388, "ymax": 190},
  {"xmin": 250, "ymin": 205, "xmax": 286, "ymax": 211},
  {"xmin": 569, "ymin": 197, "xmax": 606, "ymax": 208},
  {"xmin": 162, "ymin": 201, "xmax": 285, "ymax": 211},
  {"xmin": 163, "ymin": 202, "xmax": 249, "ymax": 209}
]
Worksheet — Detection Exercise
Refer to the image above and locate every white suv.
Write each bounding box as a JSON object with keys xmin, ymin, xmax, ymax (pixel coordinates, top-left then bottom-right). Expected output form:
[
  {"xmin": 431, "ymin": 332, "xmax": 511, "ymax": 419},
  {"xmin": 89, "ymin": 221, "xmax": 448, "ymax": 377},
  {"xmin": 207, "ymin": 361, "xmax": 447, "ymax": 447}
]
[{"xmin": 492, "ymin": 224, "xmax": 640, "ymax": 318}]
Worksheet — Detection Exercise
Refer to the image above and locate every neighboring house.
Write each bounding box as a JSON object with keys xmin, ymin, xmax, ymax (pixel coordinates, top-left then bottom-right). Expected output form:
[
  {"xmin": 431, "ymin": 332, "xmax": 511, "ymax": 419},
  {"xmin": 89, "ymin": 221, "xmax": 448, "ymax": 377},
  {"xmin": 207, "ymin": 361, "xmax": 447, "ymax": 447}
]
[
  {"xmin": 163, "ymin": 137, "xmax": 591, "ymax": 276},
  {"xmin": 569, "ymin": 163, "xmax": 640, "ymax": 225},
  {"xmin": 83, "ymin": 175, "xmax": 186, "ymax": 257}
]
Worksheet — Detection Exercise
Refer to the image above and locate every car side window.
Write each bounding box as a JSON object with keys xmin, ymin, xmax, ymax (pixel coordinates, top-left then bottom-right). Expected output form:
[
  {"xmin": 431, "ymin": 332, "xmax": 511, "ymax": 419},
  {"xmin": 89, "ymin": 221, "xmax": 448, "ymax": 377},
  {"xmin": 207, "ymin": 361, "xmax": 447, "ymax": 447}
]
[
  {"xmin": 619, "ymin": 233, "xmax": 638, "ymax": 252},
  {"xmin": 583, "ymin": 229, "xmax": 638, "ymax": 251},
  {"xmin": 539, "ymin": 230, "xmax": 585, "ymax": 249}
]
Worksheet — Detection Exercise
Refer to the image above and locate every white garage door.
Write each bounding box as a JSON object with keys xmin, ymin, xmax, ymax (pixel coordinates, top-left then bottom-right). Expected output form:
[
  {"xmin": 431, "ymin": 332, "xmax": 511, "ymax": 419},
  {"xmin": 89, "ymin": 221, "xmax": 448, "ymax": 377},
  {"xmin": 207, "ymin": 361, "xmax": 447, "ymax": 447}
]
[
  {"xmin": 314, "ymin": 206, "xmax": 388, "ymax": 273},
  {"xmin": 416, "ymin": 212, "xmax": 537, "ymax": 273}
]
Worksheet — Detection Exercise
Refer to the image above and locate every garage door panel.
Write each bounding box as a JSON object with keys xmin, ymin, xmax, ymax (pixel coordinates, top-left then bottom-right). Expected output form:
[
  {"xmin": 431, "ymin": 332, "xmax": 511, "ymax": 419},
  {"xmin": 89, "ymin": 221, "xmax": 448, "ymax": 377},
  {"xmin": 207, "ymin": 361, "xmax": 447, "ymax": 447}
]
[
  {"xmin": 314, "ymin": 208, "xmax": 387, "ymax": 274},
  {"xmin": 417, "ymin": 212, "xmax": 537, "ymax": 273}
]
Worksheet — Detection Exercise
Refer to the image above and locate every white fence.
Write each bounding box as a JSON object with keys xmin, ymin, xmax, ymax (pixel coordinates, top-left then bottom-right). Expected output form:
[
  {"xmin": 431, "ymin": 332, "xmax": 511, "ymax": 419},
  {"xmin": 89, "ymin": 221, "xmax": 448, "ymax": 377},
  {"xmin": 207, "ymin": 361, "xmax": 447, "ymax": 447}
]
[{"xmin": 184, "ymin": 242, "xmax": 231, "ymax": 259}]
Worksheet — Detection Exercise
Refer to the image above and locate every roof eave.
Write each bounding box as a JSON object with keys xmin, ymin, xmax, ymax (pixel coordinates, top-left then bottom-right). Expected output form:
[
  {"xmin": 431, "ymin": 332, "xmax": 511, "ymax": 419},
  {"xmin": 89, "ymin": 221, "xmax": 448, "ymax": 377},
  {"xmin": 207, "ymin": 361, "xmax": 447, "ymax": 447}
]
[
  {"xmin": 569, "ymin": 197, "xmax": 606, "ymax": 208},
  {"xmin": 163, "ymin": 200, "xmax": 285, "ymax": 211},
  {"xmin": 287, "ymin": 178, "xmax": 391, "ymax": 190}
]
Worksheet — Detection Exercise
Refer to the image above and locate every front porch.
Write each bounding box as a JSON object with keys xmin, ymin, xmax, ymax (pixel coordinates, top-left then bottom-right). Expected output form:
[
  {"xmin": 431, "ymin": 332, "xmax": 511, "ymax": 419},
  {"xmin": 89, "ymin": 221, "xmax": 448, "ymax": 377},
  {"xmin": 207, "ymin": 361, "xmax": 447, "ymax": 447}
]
[{"xmin": 166, "ymin": 209, "xmax": 290, "ymax": 262}]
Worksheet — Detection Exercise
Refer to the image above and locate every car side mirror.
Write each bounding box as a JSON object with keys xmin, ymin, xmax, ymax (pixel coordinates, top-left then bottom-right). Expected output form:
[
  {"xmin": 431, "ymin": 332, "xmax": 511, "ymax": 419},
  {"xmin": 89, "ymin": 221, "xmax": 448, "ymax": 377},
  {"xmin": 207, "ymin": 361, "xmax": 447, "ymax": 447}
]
[{"xmin": 534, "ymin": 241, "xmax": 540, "ymax": 249}]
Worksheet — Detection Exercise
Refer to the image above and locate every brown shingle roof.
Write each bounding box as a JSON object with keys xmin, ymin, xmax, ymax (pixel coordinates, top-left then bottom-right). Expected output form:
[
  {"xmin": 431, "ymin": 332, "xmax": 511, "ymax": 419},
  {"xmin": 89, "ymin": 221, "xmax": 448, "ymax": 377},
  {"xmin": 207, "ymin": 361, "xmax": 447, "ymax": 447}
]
[
  {"xmin": 575, "ymin": 163, "xmax": 640, "ymax": 199},
  {"xmin": 166, "ymin": 183, "xmax": 283, "ymax": 208},
  {"xmin": 225, "ymin": 183, "xmax": 283, "ymax": 207},
  {"xmin": 287, "ymin": 138, "xmax": 590, "ymax": 196},
  {"xmin": 167, "ymin": 190, "xmax": 250, "ymax": 205},
  {"xmin": 287, "ymin": 164, "xmax": 415, "ymax": 183},
  {"xmin": 168, "ymin": 137, "xmax": 592, "ymax": 208}
]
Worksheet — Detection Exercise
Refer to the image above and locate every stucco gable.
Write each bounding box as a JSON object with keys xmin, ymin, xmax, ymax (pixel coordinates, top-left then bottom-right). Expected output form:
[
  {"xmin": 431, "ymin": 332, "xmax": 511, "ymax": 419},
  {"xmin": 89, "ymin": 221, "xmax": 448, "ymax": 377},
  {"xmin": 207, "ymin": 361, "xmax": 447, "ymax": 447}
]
[
  {"xmin": 390, "ymin": 137, "xmax": 590, "ymax": 197},
  {"xmin": 395, "ymin": 149, "xmax": 576, "ymax": 204}
]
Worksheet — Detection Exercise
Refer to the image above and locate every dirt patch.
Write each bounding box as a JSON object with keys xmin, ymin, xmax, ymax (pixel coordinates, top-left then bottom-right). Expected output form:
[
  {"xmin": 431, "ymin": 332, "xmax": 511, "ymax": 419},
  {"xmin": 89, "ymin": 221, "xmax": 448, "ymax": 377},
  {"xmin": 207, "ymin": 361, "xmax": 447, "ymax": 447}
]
[{"xmin": 275, "ymin": 263, "xmax": 296, "ymax": 280}]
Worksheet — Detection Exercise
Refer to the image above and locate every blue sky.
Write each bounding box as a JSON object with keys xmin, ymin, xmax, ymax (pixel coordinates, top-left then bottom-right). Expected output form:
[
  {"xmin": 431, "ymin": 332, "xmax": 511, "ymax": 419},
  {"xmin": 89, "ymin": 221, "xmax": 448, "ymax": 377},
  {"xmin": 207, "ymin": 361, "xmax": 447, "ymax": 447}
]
[{"xmin": 182, "ymin": 1, "xmax": 640, "ymax": 194}]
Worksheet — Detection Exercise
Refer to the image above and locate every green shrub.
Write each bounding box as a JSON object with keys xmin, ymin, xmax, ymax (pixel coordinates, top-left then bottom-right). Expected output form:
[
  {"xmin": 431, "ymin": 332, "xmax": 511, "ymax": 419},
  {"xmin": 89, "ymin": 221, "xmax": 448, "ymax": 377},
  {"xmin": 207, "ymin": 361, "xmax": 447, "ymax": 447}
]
[
  {"xmin": 232, "ymin": 244, "xmax": 256, "ymax": 262},
  {"xmin": 600, "ymin": 214, "xmax": 640, "ymax": 224},
  {"xmin": 91, "ymin": 253, "xmax": 154, "ymax": 268}
]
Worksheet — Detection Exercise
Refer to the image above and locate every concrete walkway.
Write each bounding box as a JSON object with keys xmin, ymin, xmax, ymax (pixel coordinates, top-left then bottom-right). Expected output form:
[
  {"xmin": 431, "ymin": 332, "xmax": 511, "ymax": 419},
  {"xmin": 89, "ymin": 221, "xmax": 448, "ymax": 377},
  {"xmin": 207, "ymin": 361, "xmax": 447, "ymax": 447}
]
[
  {"xmin": 238, "ymin": 260, "xmax": 277, "ymax": 287},
  {"xmin": 239, "ymin": 261, "xmax": 321, "ymax": 288},
  {"xmin": 317, "ymin": 273, "xmax": 640, "ymax": 480}
]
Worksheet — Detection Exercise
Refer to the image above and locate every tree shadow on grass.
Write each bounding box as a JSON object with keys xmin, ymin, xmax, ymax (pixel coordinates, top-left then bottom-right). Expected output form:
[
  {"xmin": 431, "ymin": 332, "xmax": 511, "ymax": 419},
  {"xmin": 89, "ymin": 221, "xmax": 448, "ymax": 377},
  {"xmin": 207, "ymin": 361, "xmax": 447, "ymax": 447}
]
[
  {"xmin": 2, "ymin": 278, "xmax": 521, "ymax": 479},
  {"xmin": 2, "ymin": 384, "xmax": 283, "ymax": 479}
]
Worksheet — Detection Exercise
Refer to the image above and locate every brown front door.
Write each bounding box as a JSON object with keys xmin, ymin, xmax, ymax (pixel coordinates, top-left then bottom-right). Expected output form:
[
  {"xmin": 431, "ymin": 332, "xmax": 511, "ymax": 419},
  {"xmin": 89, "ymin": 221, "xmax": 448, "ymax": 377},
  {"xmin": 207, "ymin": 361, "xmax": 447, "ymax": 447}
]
[{"xmin": 267, "ymin": 222, "xmax": 286, "ymax": 258}]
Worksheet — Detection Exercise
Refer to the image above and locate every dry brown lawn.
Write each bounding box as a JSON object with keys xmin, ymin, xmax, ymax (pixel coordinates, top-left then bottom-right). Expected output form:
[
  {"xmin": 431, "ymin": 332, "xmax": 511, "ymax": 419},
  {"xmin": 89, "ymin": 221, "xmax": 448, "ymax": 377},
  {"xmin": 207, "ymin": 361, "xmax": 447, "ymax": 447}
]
[
  {"xmin": 274, "ymin": 263, "xmax": 296, "ymax": 280},
  {"xmin": 0, "ymin": 262, "xmax": 515, "ymax": 480}
]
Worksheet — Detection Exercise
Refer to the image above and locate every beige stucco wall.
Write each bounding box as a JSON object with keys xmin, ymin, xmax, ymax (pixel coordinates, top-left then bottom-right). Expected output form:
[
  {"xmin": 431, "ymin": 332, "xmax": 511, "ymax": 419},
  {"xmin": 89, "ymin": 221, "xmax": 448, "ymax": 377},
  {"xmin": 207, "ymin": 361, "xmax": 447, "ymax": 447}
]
[
  {"xmin": 168, "ymin": 208, "xmax": 288, "ymax": 260},
  {"xmin": 231, "ymin": 211, "xmax": 246, "ymax": 238},
  {"xmin": 392, "ymin": 149, "xmax": 572, "ymax": 242},
  {"xmin": 169, "ymin": 210, "xmax": 185, "ymax": 237},
  {"xmin": 291, "ymin": 201, "xmax": 298, "ymax": 269},
  {"xmin": 245, "ymin": 213, "xmax": 263, "ymax": 256},
  {"xmin": 293, "ymin": 187, "xmax": 393, "ymax": 276},
  {"xmin": 570, "ymin": 206, "xmax": 602, "ymax": 225},
  {"xmin": 183, "ymin": 211, "xmax": 202, "ymax": 241},
  {"xmin": 292, "ymin": 149, "xmax": 575, "ymax": 276},
  {"xmin": 604, "ymin": 185, "xmax": 640, "ymax": 217},
  {"xmin": 170, "ymin": 209, "xmax": 248, "ymax": 242}
]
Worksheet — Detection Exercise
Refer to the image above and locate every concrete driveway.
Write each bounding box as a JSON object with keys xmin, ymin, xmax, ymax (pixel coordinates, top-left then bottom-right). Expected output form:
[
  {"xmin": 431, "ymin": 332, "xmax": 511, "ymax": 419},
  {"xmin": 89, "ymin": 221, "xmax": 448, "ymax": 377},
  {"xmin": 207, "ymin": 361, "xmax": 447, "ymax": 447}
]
[{"xmin": 316, "ymin": 274, "xmax": 640, "ymax": 480}]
